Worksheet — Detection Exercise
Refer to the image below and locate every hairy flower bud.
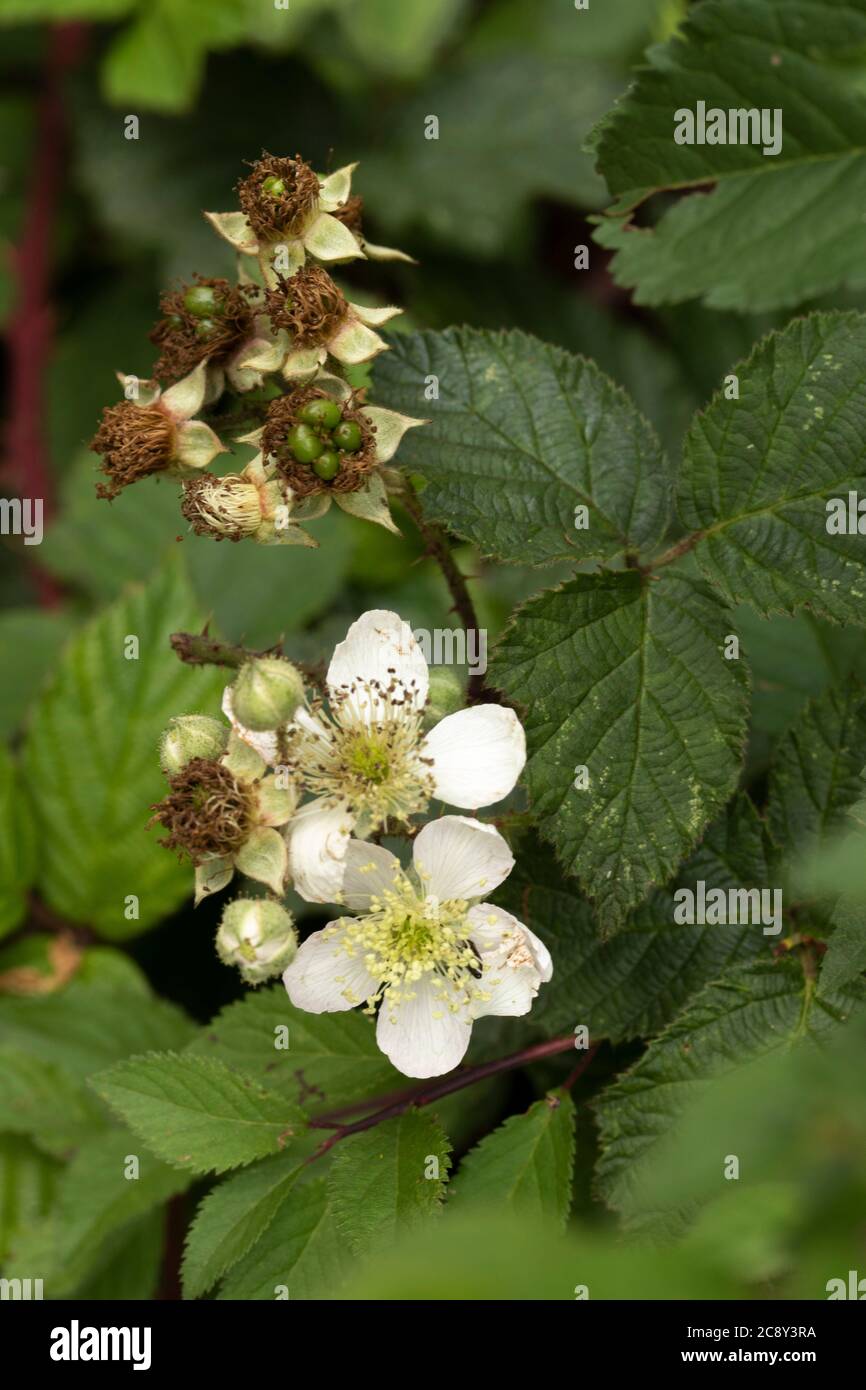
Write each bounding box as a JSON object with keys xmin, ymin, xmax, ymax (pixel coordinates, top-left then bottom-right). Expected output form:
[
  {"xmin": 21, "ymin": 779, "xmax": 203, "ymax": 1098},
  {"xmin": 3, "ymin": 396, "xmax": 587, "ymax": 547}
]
[
  {"xmin": 423, "ymin": 667, "xmax": 465, "ymax": 729},
  {"xmin": 231, "ymin": 657, "xmax": 305, "ymax": 731},
  {"xmin": 216, "ymin": 898, "xmax": 297, "ymax": 984},
  {"xmin": 159, "ymin": 715, "xmax": 229, "ymax": 774}
]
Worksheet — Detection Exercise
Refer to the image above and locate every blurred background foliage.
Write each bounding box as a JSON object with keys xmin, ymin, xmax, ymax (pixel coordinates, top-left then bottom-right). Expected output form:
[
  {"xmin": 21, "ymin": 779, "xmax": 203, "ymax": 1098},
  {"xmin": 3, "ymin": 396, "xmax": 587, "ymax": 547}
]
[{"xmin": 2, "ymin": 0, "xmax": 866, "ymax": 1300}]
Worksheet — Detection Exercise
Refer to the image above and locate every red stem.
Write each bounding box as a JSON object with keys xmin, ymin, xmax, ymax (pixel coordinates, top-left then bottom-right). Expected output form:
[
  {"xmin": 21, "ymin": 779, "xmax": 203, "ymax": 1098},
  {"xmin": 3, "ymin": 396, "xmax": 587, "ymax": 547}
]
[
  {"xmin": 305, "ymin": 1032, "xmax": 586, "ymax": 1163},
  {"xmin": 5, "ymin": 23, "xmax": 87, "ymax": 607}
]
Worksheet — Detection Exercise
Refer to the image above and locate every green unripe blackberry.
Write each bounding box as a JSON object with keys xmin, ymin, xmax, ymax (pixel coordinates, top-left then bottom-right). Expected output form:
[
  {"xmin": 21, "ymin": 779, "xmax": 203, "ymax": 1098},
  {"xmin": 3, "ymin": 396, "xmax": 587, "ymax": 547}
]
[
  {"xmin": 313, "ymin": 451, "xmax": 341, "ymax": 481},
  {"xmin": 332, "ymin": 420, "xmax": 363, "ymax": 452},
  {"xmin": 183, "ymin": 285, "xmax": 219, "ymax": 318},
  {"xmin": 298, "ymin": 398, "xmax": 342, "ymax": 430},
  {"xmin": 287, "ymin": 424, "xmax": 324, "ymax": 463}
]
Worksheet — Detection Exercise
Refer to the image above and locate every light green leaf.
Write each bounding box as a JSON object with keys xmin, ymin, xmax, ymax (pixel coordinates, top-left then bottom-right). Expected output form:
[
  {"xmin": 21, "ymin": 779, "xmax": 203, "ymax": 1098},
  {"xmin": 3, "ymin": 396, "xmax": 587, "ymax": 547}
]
[
  {"xmin": 0, "ymin": 609, "xmax": 75, "ymax": 739},
  {"xmin": 328, "ymin": 1111, "xmax": 450, "ymax": 1256},
  {"xmin": 22, "ymin": 555, "xmax": 224, "ymax": 937},
  {"xmin": 0, "ymin": 1136, "xmax": 58, "ymax": 1265},
  {"xmin": 0, "ymin": 974, "xmax": 194, "ymax": 1079},
  {"xmin": 767, "ymin": 679, "xmax": 866, "ymax": 851},
  {"xmin": 496, "ymin": 796, "xmax": 775, "ymax": 1042},
  {"xmin": 217, "ymin": 1176, "xmax": 353, "ymax": 1299},
  {"xmin": 0, "ymin": 745, "xmax": 35, "ymax": 940},
  {"xmin": 490, "ymin": 569, "xmax": 748, "ymax": 928},
  {"xmin": 594, "ymin": 958, "xmax": 865, "ymax": 1236},
  {"xmin": 102, "ymin": 0, "xmax": 247, "ymax": 114},
  {"xmin": 186, "ymin": 984, "xmax": 401, "ymax": 1107},
  {"xmin": 339, "ymin": 0, "xmax": 468, "ymax": 77},
  {"xmin": 92, "ymin": 1053, "xmax": 306, "ymax": 1174},
  {"xmin": 0, "ymin": 1049, "xmax": 106, "ymax": 1157},
  {"xmin": 676, "ymin": 313, "xmax": 866, "ymax": 622},
  {"xmin": 182, "ymin": 1154, "xmax": 301, "ymax": 1299},
  {"xmin": 450, "ymin": 1092, "xmax": 574, "ymax": 1228},
  {"xmin": 374, "ymin": 327, "xmax": 670, "ymax": 566},
  {"xmin": 591, "ymin": 0, "xmax": 866, "ymax": 310}
]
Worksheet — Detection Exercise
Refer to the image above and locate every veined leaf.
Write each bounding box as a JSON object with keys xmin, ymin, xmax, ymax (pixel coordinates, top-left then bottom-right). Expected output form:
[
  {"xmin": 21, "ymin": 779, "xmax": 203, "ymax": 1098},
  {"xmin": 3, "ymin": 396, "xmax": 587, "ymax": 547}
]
[
  {"xmin": 497, "ymin": 797, "xmax": 776, "ymax": 1043},
  {"xmin": 187, "ymin": 985, "xmax": 401, "ymax": 1108},
  {"xmin": 92, "ymin": 1053, "xmax": 306, "ymax": 1174},
  {"xmin": 449, "ymin": 1092, "xmax": 574, "ymax": 1227},
  {"xmin": 767, "ymin": 679, "xmax": 866, "ymax": 851},
  {"xmin": 677, "ymin": 313, "xmax": 866, "ymax": 623},
  {"xmin": 217, "ymin": 1176, "xmax": 353, "ymax": 1299},
  {"xmin": 328, "ymin": 1111, "xmax": 450, "ymax": 1256},
  {"xmin": 374, "ymin": 327, "xmax": 671, "ymax": 567},
  {"xmin": 182, "ymin": 1154, "xmax": 301, "ymax": 1299},
  {"xmin": 22, "ymin": 555, "xmax": 224, "ymax": 938},
  {"xmin": 490, "ymin": 569, "xmax": 748, "ymax": 927},
  {"xmin": 822, "ymin": 899, "xmax": 866, "ymax": 992},
  {"xmin": 594, "ymin": 957, "xmax": 866, "ymax": 1236},
  {"xmin": 591, "ymin": 0, "xmax": 866, "ymax": 311}
]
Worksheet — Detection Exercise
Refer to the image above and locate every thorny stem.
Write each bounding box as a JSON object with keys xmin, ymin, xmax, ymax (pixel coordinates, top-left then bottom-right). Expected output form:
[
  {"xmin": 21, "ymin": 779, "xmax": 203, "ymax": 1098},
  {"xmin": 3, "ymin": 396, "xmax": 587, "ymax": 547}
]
[
  {"xmin": 644, "ymin": 530, "xmax": 705, "ymax": 574},
  {"xmin": 170, "ymin": 630, "xmax": 326, "ymax": 692},
  {"xmin": 304, "ymin": 1032, "xmax": 591, "ymax": 1164},
  {"xmin": 397, "ymin": 479, "xmax": 489, "ymax": 703}
]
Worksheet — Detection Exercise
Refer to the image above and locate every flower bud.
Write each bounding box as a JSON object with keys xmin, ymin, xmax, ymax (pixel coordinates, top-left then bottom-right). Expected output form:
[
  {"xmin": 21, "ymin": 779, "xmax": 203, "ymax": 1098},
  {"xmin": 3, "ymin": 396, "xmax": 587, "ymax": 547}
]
[
  {"xmin": 423, "ymin": 667, "xmax": 465, "ymax": 729},
  {"xmin": 159, "ymin": 715, "xmax": 228, "ymax": 774},
  {"xmin": 231, "ymin": 657, "xmax": 305, "ymax": 731},
  {"xmin": 216, "ymin": 898, "xmax": 297, "ymax": 984}
]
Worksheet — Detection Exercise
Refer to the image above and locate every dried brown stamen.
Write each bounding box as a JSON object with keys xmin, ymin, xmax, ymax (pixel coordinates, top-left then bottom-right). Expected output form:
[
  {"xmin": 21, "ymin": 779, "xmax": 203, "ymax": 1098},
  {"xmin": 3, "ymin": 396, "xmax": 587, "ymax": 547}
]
[
  {"xmin": 264, "ymin": 265, "xmax": 348, "ymax": 348},
  {"xmin": 260, "ymin": 387, "xmax": 377, "ymax": 498},
  {"xmin": 149, "ymin": 757, "xmax": 254, "ymax": 860},
  {"xmin": 91, "ymin": 402, "xmax": 175, "ymax": 500},
  {"xmin": 150, "ymin": 276, "xmax": 256, "ymax": 383},
  {"xmin": 237, "ymin": 152, "xmax": 321, "ymax": 241}
]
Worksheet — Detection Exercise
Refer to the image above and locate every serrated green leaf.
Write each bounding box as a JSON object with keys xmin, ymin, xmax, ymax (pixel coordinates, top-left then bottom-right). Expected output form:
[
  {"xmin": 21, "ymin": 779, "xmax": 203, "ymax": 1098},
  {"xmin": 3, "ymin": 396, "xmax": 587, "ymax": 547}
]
[
  {"xmin": 594, "ymin": 958, "xmax": 865, "ymax": 1236},
  {"xmin": 450, "ymin": 1092, "xmax": 574, "ymax": 1227},
  {"xmin": 490, "ymin": 569, "xmax": 748, "ymax": 927},
  {"xmin": 93, "ymin": 1053, "xmax": 306, "ymax": 1174},
  {"xmin": 187, "ymin": 984, "xmax": 401, "ymax": 1108},
  {"xmin": 0, "ymin": 977, "xmax": 194, "ymax": 1079},
  {"xmin": 42, "ymin": 1130, "xmax": 190, "ymax": 1295},
  {"xmin": 102, "ymin": 4, "xmax": 209, "ymax": 115},
  {"xmin": 0, "ymin": 1135, "xmax": 59, "ymax": 1264},
  {"xmin": 677, "ymin": 313, "xmax": 866, "ymax": 622},
  {"xmin": 328, "ymin": 1111, "xmax": 450, "ymax": 1256},
  {"xmin": 217, "ymin": 1176, "xmax": 353, "ymax": 1299},
  {"xmin": 22, "ymin": 556, "xmax": 224, "ymax": 937},
  {"xmin": 497, "ymin": 797, "xmax": 775, "ymax": 1043},
  {"xmin": 822, "ymin": 899, "xmax": 866, "ymax": 992},
  {"xmin": 767, "ymin": 679, "xmax": 866, "ymax": 851},
  {"xmin": 0, "ymin": 745, "xmax": 35, "ymax": 940},
  {"xmin": 0, "ymin": 1049, "xmax": 106, "ymax": 1157},
  {"xmin": 591, "ymin": 0, "xmax": 866, "ymax": 311},
  {"xmin": 182, "ymin": 1154, "xmax": 301, "ymax": 1299},
  {"xmin": 374, "ymin": 327, "xmax": 670, "ymax": 566}
]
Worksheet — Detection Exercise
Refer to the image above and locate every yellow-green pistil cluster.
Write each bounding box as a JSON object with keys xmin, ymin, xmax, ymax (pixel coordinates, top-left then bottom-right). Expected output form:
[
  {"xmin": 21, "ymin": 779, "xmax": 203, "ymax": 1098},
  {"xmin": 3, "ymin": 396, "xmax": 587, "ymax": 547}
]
[{"xmin": 330, "ymin": 879, "xmax": 484, "ymax": 1014}]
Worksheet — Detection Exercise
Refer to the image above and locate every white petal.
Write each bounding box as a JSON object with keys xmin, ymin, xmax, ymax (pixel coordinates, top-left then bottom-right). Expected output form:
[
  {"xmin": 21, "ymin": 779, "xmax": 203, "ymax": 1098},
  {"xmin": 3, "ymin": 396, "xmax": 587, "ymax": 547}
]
[
  {"xmin": 304, "ymin": 210, "xmax": 364, "ymax": 262},
  {"xmin": 288, "ymin": 800, "xmax": 355, "ymax": 903},
  {"xmin": 283, "ymin": 922, "xmax": 378, "ymax": 1012},
  {"xmin": 466, "ymin": 904, "xmax": 552, "ymax": 1019},
  {"xmin": 423, "ymin": 705, "xmax": 526, "ymax": 809},
  {"xmin": 376, "ymin": 977, "xmax": 472, "ymax": 1078},
  {"xmin": 222, "ymin": 686, "xmax": 279, "ymax": 765},
  {"xmin": 412, "ymin": 816, "xmax": 514, "ymax": 902},
  {"xmin": 361, "ymin": 405, "xmax": 426, "ymax": 463},
  {"xmin": 327, "ymin": 609, "xmax": 429, "ymax": 723},
  {"xmin": 340, "ymin": 840, "xmax": 404, "ymax": 912}
]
